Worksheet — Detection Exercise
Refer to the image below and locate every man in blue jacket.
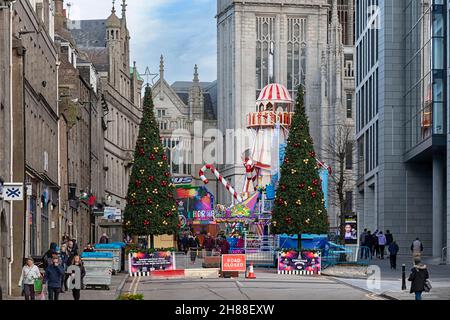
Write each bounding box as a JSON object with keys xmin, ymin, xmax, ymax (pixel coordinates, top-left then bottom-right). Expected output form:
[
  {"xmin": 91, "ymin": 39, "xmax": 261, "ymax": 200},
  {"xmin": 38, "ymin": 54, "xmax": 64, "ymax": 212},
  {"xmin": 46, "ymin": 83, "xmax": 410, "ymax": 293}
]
[{"xmin": 43, "ymin": 256, "xmax": 65, "ymax": 300}]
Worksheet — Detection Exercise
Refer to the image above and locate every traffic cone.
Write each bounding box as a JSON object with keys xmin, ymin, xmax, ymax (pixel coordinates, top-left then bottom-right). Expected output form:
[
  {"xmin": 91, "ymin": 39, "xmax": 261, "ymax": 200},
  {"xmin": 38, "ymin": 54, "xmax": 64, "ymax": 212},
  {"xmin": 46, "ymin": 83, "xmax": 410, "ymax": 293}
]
[{"xmin": 246, "ymin": 262, "xmax": 256, "ymax": 279}]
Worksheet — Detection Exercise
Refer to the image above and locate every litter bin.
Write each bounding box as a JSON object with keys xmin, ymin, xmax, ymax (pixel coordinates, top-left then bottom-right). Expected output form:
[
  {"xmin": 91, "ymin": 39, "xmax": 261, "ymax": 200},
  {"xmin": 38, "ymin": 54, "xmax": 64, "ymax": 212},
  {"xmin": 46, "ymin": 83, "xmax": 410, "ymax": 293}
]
[
  {"xmin": 81, "ymin": 252, "xmax": 113, "ymax": 290},
  {"xmin": 94, "ymin": 244, "xmax": 122, "ymax": 274},
  {"xmin": 111, "ymin": 242, "xmax": 126, "ymax": 272}
]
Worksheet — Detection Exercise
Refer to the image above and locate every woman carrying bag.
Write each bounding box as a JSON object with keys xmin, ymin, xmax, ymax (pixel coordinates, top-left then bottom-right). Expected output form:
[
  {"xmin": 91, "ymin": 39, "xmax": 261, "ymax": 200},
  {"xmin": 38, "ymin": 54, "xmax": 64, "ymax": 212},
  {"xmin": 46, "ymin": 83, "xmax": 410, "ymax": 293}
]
[
  {"xmin": 18, "ymin": 257, "xmax": 42, "ymax": 301},
  {"xmin": 408, "ymin": 258, "xmax": 431, "ymax": 300}
]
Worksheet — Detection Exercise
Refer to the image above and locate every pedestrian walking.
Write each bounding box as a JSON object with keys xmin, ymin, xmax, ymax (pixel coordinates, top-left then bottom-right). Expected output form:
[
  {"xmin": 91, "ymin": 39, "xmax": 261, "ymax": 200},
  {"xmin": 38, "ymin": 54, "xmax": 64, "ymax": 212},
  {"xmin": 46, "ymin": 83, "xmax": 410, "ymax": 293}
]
[
  {"xmin": 377, "ymin": 231, "xmax": 387, "ymax": 259},
  {"xmin": 359, "ymin": 229, "xmax": 368, "ymax": 259},
  {"xmin": 372, "ymin": 230, "xmax": 380, "ymax": 258},
  {"xmin": 181, "ymin": 233, "xmax": 189, "ymax": 255},
  {"xmin": 18, "ymin": 258, "xmax": 41, "ymax": 300},
  {"xmin": 364, "ymin": 231, "xmax": 372, "ymax": 259},
  {"xmin": 219, "ymin": 236, "xmax": 230, "ymax": 255},
  {"xmin": 99, "ymin": 233, "xmax": 109, "ymax": 244},
  {"xmin": 385, "ymin": 230, "xmax": 394, "ymax": 246},
  {"xmin": 188, "ymin": 235, "xmax": 198, "ymax": 264},
  {"xmin": 59, "ymin": 244, "xmax": 69, "ymax": 292},
  {"xmin": 42, "ymin": 242, "xmax": 58, "ymax": 269},
  {"xmin": 408, "ymin": 258, "xmax": 430, "ymax": 300},
  {"xmin": 369, "ymin": 231, "xmax": 377, "ymax": 258},
  {"xmin": 203, "ymin": 233, "xmax": 216, "ymax": 256},
  {"xmin": 388, "ymin": 241, "xmax": 399, "ymax": 270},
  {"xmin": 411, "ymin": 238, "xmax": 424, "ymax": 261},
  {"xmin": 67, "ymin": 255, "xmax": 86, "ymax": 300},
  {"xmin": 43, "ymin": 256, "xmax": 65, "ymax": 301}
]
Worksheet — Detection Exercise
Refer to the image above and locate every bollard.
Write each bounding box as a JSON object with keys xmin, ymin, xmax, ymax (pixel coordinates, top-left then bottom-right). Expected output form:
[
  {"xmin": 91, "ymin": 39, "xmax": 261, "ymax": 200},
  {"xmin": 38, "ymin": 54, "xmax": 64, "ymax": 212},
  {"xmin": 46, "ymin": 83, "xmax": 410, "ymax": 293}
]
[{"xmin": 401, "ymin": 264, "xmax": 406, "ymax": 290}]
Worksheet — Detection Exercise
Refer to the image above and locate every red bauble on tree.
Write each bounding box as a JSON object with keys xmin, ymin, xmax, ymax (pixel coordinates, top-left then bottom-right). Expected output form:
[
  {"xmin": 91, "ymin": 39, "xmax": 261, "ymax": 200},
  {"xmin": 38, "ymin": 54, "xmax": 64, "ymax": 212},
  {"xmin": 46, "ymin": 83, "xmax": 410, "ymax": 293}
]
[
  {"xmin": 311, "ymin": 192, "xmax": 317, "ymax": 198},
  {"xmin": 298, "ymin": 183, "xmax": 306, "ymax": 189},
  {"xmin": 149, "ymin": 154, "xmax": 155, "ymax": 161},
  {"xmin": 146, "ymin": 198, "xmax": 153, "ymax": 205},
  {"xmin": 161, "ymin": 181, "xmax": 168, "ymax": 187},
  {"xmin": 135, "ymin": 180, "xmax": 142, "ymax": 188},
  {"xmin": 312, "ymin": 179, "xmax": 319, "ymax": 186},
  {"xmin": 139, "ymin": 148, "xmax": 145, "ymax": 156},
  {"xmin": 148, "ymin": 176, "xmax": 154, "ymax": 182},
  {"xmin": 309, "ymin": 151, "xmax": 316, "ymax": 158}
]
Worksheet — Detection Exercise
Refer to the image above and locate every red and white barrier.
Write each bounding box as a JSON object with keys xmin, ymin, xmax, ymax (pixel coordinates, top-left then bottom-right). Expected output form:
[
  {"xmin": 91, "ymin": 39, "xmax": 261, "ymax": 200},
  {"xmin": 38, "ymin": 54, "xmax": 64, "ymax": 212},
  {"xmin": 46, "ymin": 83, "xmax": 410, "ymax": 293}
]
[{"xmin": 199, "ymin": 164, "xmax": 242, "ymax": 203}]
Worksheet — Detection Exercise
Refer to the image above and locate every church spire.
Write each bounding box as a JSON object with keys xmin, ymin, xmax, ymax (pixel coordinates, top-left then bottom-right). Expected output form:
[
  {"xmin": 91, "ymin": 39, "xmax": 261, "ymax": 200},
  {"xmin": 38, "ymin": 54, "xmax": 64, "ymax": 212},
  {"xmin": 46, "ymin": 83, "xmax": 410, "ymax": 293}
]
[
  {"xmin": 193, "ymin": 64, "xmax": 199, "ymax": 83},
  {"xmin": 160, "ymin": 55, "xmax": 165, "ymax": 82},
  {"xmin": 111, "ymin": 0, "xmax": 116, "ymax": 14},
  {"xmin": 121, "ymin": 0, "xmax": 127, "ymax": 21}
]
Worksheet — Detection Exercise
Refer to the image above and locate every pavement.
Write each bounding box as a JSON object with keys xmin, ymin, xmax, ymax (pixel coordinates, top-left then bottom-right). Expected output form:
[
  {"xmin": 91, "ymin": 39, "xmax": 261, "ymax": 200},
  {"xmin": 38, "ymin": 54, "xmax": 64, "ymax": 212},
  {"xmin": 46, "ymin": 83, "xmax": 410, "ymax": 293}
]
[
  {"xmin": 326, "ymin": 255, "xmax": 450, "ymax": 300},
  {"xmin": 121, "ymin": 269, "xmax": 386, "ymax": 300},
  {"xmin": 4, "ymin": 272, "xmax": 128, "ymax": 301}
]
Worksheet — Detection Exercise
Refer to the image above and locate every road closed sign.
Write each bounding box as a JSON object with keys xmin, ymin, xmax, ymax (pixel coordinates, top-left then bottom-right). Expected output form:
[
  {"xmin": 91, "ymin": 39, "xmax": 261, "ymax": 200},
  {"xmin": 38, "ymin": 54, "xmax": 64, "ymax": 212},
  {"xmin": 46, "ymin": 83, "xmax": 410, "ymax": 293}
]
[{"xmin": 221, "ymin": 254, "xmax": 246, "ymax": 272}]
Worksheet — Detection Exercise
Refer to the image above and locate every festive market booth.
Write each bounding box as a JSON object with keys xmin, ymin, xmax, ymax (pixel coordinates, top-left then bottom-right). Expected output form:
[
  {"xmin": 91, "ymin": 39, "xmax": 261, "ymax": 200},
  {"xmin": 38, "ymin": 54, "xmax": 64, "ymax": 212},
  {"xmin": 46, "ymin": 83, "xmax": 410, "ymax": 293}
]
[{"xmin": 175, "ymin": 186, "xmax": 218, "ymax": 240}]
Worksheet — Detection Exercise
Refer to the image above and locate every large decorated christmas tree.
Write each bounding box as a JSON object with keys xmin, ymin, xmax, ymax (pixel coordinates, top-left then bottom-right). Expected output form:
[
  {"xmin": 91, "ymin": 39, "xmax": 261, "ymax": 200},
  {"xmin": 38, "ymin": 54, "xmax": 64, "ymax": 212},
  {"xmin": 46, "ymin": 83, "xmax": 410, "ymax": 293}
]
[
  {"xmin": 271, "ymin": 87, "xmax": 329, "ymax": 248},
  {"xmin": 123, "ymin": 86, "xmax": 179, "ymax": 241}
]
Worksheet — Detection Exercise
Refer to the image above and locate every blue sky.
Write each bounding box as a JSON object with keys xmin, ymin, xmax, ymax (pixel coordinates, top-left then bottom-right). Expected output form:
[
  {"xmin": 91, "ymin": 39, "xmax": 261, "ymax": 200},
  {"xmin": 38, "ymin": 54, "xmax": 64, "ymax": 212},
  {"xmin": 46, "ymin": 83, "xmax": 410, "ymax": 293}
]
[{"xmin": 69, "ymin": 0, "xmax": 217, "ymax": 84}]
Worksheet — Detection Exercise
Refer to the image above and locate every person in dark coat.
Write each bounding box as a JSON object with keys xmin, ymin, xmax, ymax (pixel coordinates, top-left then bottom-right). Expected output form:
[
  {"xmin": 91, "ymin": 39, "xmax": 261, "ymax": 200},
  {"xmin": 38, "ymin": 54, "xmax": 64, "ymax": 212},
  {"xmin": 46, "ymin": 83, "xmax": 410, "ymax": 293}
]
[
  {"xmin": 203, "ymin": 233, "xmax": 216, "ymax": 256},
  {"xmin": 42, "ymin": 242, "xmax": 58, "ymax": 269},
  {"xmin": 364, "ymin": 231, "xmax": 372, "ymax": 259},
  {"xmin": 181, "ymin": 234, "xmax": 189, "ymax": 254},
  {"xmin": 372, "ymin": 230, "xmax": 379, "ymax": 258},
  {"xmin": 388, "ymin": 241, "xmax": 399, "ymax": 270},
  {"xmin": 188, "ymin": 235, "xmax": 198, "ymax": 264},
  {"xmin": 59, "ymin": 244, "xmax": 69, "ymax": 292},
  {"xmin": 408, "ymin": 258, "xmax": 429, "ymax": 300},
  {"xmin": 385, "ymin": 230, "xmax": 394, "ymax": 246},
  {"xmin": 219, "ymin": 237, "xmax": 230, "ymax": 255},
  {"xmin": 43, "ymin": 256, "xmax": 65, "ymax": 301},
  {"xmin": 99, "ymin": 233, "xmax": 109, "ymax": 244}
]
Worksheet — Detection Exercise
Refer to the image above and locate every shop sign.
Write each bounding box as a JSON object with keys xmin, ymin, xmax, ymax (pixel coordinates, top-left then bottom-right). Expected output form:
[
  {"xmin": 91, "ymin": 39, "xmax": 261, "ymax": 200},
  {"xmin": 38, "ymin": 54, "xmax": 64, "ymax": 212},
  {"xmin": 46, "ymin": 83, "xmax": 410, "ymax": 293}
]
[{"xmin": 3, "ymin": 183, "xmax": 24, "ymax": 201}]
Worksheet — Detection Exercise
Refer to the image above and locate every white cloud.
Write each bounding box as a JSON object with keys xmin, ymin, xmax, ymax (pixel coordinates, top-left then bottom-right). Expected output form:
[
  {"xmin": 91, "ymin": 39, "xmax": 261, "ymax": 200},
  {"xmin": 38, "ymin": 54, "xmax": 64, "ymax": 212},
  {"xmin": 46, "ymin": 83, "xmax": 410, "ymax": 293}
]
[{"xmin": 69, "ymin": 0, "xmax": 217, "ymax": 83}]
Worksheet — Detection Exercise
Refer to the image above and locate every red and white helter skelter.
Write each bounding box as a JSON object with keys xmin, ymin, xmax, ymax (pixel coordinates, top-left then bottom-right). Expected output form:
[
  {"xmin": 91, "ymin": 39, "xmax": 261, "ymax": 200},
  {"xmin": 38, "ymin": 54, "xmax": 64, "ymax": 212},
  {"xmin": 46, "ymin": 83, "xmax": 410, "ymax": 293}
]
[
  {"xmin": 199, "ymin": 83, "xmax": 331, "ymax": 204},
  {"xmin": 244, "ymin": 83, "xmax": 295, "ymax": 193}
]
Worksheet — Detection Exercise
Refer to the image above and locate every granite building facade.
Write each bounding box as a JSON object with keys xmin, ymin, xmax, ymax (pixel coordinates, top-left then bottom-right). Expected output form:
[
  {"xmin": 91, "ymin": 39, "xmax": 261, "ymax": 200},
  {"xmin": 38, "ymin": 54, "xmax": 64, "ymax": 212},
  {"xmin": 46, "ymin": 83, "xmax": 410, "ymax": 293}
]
[{"xmin": 355, "ymin": 0, "xmax": 449, "ymax": 259}]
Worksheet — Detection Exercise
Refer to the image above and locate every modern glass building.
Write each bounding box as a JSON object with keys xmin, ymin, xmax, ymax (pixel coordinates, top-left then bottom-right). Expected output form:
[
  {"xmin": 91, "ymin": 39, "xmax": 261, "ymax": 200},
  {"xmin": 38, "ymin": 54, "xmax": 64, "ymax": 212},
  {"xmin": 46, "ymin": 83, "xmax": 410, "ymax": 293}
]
[{"xmin": 355, "ymin": 0, "xmax": 449, "ymax": 258}]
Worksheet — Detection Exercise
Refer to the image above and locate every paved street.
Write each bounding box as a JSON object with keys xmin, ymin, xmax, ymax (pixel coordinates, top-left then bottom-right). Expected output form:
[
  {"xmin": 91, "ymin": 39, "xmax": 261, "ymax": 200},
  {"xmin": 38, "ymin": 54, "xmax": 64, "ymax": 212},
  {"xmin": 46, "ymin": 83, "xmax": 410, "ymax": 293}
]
[
  {"xmin": 4, "ymin": 273, "xmax": 127, "ymax": 301},
  {"xmin": 121, "ymin": 271, "xmax": 385, "ymax": 300},
  {"xmin": 329, "ymin": 256, "xmax": 450, "ymax": 300}
]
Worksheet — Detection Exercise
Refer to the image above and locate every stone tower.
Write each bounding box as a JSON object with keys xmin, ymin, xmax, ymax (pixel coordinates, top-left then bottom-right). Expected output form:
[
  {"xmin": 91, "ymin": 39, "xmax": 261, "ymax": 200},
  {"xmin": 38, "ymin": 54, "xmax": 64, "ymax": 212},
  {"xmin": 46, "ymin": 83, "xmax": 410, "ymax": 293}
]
[{"xmin": 188, "ymin": 65, "xmax": 204, "ymax": 121}]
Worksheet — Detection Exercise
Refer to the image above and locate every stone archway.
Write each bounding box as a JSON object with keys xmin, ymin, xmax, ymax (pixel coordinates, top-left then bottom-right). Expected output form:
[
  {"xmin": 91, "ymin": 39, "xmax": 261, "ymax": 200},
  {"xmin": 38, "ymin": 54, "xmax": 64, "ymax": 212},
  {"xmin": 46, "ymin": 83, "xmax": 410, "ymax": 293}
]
[{"xmin": 0, "ymin": 210, "xmax": 8, "ymax": 296}]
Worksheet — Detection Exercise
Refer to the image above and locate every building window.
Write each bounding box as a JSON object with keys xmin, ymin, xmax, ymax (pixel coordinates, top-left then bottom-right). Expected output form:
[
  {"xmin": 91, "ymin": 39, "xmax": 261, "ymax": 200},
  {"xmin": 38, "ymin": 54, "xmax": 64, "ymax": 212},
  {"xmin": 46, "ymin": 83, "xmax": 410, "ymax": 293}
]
[
  {"xmin": 346, "ymin": 93, "xmax": 353, "ymax": 118},
  {"xmin": 256, "ymin": 16, "xmax": 275, "ymax": 98},
  {"xmin": 345, "ymin": 142, "xmax": 353, "ymax": 170},
  {"xmin": 157, "ymin": 109, "xmax": 166, "ymax": 118},
  {"xmin": 287, "ymin": 18, "xmax": 307, "ymax": 96},
  {"xmin": 344, "ymin": 191, "xmax": 353, "ymax": 214}
]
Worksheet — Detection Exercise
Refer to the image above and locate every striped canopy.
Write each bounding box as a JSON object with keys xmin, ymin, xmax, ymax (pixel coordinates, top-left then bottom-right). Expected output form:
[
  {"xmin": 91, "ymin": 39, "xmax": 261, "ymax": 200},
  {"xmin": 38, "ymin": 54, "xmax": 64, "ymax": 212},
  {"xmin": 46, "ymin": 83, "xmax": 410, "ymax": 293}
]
[{"xmin": 257, "ymin": 83, "xmax": 293, "ymax": 105}]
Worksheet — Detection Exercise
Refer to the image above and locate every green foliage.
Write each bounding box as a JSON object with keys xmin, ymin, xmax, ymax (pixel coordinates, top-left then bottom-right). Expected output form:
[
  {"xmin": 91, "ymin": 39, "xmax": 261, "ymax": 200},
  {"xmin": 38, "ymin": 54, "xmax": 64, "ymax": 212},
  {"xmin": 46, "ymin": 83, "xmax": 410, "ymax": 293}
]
[
  {"xmin": 123, "ymin": 87, "xmax": 179, "ymax": 237},
  {"xmin": 117, "ymin": 293, "xmax": 144, "ymax": 300},
  {"xmin": 272, "ymin": 87, "xmax": 329, "ymax": 236}
]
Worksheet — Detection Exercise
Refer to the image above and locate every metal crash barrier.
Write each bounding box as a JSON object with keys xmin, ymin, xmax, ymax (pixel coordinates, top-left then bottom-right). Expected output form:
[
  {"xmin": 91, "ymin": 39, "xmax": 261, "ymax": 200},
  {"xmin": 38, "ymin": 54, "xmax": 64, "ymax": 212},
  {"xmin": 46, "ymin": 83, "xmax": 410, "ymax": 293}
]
[
  {"xmin": 94, "ymin": 243, "xmax": 123, "ymax": 274},
  {"xmin": 81, "ymin": 252, "xmax": 113, "ymax": 290}
]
